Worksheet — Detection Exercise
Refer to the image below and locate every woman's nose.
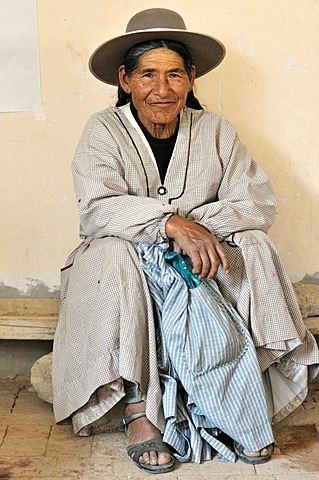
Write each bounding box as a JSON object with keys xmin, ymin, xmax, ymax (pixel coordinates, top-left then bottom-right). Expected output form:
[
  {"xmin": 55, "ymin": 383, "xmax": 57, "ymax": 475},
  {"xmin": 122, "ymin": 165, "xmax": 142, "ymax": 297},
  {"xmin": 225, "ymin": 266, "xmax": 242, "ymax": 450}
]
[{"xmin": 154, "ymin": 76, "xmax": 170, "ymax": 95}]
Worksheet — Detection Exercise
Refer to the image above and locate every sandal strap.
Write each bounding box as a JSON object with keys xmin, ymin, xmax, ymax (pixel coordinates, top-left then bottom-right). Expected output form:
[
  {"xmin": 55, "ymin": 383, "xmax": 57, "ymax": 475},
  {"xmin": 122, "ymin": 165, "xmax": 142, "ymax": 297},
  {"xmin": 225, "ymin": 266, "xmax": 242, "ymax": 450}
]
[
  {"xmin": 234, "ymin": 441, "xmax": 274, "ymax": 456},
  {"xmin": 115, "ymin": 411, "xmax": 146, "ymax": 428}
]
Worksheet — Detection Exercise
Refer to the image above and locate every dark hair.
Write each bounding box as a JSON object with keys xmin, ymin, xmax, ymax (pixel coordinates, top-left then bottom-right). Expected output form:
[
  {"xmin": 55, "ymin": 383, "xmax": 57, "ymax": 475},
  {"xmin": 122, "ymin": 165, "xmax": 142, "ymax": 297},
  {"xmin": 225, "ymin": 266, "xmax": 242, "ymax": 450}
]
[{"xmin": 116, "ymin": 39, "xmax": 203, "ymax": 110}]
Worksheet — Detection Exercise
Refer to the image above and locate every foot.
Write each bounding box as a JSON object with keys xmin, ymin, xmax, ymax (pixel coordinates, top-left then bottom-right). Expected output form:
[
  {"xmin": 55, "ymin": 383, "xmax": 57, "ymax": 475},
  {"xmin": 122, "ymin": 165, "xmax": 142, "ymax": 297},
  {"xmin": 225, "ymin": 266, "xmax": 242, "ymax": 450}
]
[
  {"xmin": 243, "ymin": 445, "xmax": 274, "ymax": 458},
  {"xmin": 234, "ymin": 441, "xmax": 274, "ymax": 465},
  {"xmin": 125, "ymin": 401, "xmax": 172, "ymax": 467}
]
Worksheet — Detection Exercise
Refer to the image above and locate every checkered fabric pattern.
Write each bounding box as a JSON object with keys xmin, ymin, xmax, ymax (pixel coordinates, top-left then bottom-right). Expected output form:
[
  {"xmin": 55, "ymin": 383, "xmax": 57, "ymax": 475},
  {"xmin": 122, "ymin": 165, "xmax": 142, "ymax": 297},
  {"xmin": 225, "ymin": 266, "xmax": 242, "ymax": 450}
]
[
  {"xmin": 138, "ymin": 242, "xmax": 274, "ymax": 463},
  {"xmin": 52, "ymin": 104, "xmax": 319, "ymax": 446}
]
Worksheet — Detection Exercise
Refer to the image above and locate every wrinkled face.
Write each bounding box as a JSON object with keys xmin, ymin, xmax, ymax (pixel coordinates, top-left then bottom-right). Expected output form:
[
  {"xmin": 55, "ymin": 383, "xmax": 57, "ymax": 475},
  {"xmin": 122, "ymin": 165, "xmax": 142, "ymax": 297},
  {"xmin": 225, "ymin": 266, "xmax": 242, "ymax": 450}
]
[{"xmin": 119, "ymin": 48, "xmax": 195, "ymax": 133}]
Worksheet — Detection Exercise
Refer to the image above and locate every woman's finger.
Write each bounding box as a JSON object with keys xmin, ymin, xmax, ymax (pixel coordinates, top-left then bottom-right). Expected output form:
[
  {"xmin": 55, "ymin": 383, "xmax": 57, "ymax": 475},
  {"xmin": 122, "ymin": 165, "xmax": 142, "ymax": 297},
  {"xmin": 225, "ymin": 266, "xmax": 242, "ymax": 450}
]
[
  {"xmin": 215, "ymin": 243, "xmax": 229, "ymax": 275},
  {"xmin": 190, "ymin": 249, "xmax": 202, "ymax": 276},
  {"xmin": 206, "ymin": 255, "xmax": 220, "ymax": 279},
  {"xmin": 197, "ymin": 251, "xmax": 212, "ymax": 279}
]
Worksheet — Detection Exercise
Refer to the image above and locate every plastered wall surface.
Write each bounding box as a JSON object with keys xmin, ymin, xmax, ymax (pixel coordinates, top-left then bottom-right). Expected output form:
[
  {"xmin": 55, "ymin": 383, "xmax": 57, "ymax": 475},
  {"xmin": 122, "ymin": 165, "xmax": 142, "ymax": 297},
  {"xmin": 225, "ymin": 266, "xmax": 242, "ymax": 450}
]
[{"xmin": 1, "ymin": 0, "xmax": 318, "ymax": 297}]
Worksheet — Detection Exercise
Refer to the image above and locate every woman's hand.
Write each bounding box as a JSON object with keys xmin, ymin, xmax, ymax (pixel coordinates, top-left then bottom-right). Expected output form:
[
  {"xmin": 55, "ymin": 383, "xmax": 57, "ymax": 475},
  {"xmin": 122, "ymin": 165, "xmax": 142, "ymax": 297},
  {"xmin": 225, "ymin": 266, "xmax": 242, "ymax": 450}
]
[{"xmin": 165, "ymin": 215, "xmax": 229, "ymax": 280}]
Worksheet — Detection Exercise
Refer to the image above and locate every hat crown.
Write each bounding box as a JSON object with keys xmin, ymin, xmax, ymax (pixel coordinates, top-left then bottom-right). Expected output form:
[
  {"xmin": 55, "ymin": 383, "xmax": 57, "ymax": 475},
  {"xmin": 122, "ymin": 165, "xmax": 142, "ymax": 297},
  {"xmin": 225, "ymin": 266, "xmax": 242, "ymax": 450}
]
[{"xmin": 125, "ymin": 8, "xmax": 187, "ymax": 33}]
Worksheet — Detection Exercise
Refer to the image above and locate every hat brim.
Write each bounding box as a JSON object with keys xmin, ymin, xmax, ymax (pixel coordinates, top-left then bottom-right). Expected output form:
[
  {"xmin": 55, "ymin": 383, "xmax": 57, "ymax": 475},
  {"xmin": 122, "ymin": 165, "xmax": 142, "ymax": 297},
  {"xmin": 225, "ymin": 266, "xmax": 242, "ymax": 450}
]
[{"xmin": 89, "ymin": 28, "xmax": 225, "ymax": 85}]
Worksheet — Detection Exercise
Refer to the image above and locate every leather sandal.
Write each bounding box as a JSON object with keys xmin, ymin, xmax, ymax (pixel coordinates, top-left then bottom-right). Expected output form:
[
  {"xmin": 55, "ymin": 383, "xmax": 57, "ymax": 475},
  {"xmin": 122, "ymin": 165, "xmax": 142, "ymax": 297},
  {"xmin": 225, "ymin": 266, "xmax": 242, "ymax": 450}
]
[
  {"xmin": 122, "ymin": 412, "xmax": 175, "ymax": 474},
  {"xmin": 234, "ymin": 441, "xmax": 274, "ymax": 465}
]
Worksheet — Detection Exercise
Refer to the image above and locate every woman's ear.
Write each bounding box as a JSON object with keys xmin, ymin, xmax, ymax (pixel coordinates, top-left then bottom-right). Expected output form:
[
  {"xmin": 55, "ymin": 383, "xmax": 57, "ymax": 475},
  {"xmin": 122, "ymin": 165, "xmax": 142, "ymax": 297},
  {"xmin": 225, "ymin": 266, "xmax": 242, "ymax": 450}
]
[
  {"xmin": 118, "ymin": 65, "xmax": 131, "ymax": 94},
  {"xmin": 189, "ymin": 65, "xmax": 196, "ymax": 92}
]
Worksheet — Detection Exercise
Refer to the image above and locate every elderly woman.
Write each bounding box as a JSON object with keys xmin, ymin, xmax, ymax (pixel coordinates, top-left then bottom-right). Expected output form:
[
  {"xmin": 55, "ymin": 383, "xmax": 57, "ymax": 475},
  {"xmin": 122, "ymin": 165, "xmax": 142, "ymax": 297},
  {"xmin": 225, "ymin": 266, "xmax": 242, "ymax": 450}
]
[{"xmin": 52, "ymin": 8, "xmax": 319, "ymax": 475}]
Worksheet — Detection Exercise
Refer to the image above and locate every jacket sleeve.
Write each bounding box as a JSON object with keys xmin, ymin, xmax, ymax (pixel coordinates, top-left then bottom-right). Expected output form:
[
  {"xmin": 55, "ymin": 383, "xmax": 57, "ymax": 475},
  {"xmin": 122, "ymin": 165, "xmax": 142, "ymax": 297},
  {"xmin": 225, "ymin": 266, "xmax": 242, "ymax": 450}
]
[
  {"xmin": 72, "ymin": 113, "xmax": 177, "ymax": 243},
  {"xmin": 187, "ymin": 116, "xmax": 276, "ymax": 240}
]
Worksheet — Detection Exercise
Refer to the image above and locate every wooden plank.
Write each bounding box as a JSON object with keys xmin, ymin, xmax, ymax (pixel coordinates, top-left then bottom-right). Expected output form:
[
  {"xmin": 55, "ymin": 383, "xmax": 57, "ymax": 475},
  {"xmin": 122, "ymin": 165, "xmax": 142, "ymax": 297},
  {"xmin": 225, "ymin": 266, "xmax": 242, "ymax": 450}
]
[
  {"xmin": 0, "ymin": 298, "xmax": 318, "ymax": 340},
  {"xmin": 0, "ymin": 298, "xmax": 59, "ymax": 316},
  {"xmin": 0, "ymin": 315, "xmax": 58, "ymax": 340},
  {"xmin": 0, "ymin": 313, "xmax": 318, "ymax": 340},
  {"xmin": 304, "ymin": 317, "xmax": 319, "ymax": 336}
]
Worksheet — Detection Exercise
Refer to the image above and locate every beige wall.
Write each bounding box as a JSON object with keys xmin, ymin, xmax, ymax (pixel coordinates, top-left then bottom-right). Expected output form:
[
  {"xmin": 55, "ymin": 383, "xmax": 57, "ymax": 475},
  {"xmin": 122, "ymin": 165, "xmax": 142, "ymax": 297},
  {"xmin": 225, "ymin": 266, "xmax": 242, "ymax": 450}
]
[{"xmin": 1, "ymin": 0, "xmax": 318, "ymax": 296}]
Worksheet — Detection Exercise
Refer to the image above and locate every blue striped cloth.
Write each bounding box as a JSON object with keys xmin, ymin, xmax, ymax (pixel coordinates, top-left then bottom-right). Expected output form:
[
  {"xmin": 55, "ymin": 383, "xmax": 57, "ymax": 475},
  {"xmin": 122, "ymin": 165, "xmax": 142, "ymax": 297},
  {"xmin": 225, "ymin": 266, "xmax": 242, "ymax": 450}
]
[{"xmin": 138, "ymin": 243, "xmax": 274, "ymax": 463}]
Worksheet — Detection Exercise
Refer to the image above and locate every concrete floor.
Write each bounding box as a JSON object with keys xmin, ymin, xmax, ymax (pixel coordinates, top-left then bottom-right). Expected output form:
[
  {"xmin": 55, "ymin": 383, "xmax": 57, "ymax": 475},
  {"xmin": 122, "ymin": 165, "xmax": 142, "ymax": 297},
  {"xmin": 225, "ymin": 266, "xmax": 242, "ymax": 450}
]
[{"xmin": 0, "ymin": 375, "xmax": 319, "ymax": 480}]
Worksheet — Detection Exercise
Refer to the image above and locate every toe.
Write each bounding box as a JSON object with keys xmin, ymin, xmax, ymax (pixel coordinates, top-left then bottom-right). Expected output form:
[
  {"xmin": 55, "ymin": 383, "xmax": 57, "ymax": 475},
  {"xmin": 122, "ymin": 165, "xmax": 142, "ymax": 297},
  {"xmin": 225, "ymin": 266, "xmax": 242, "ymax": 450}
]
[
  {"xmin": 149, "ymin": 451, "xmax": 159, "ymax": 465},
  {"xmin": 139, "ymin": 451, "xmax": 172, "ymax": 466},
  {"xmin": 243, "ymin": 444, "xmax": 273, "ymax": 458},
  {"xmin": 158, "ymin": 452, "xmax": 172, "ymax": 465},
  {"xmin": 140, "ymin": 452, "xmax": 151, "ymax": 465},
  {"xmin": 260, "ymin": 447, "xmax": 269, "ymax": 456},
  {"xmin": 261, "ymin": 444, "xmax": 274, "ymax": 456},
  {"xmin": 243, "ymin": 449, "xmax": 260, "ymax": 457}
]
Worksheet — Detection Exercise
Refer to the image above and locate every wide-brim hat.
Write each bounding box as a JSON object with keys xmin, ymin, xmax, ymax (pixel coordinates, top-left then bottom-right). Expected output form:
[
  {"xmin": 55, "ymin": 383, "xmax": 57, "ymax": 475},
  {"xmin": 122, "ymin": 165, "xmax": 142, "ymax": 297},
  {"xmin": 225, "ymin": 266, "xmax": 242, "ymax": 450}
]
[{"xmin": 89, "ymin": 8, "xmax": 226, "ymax": 85}]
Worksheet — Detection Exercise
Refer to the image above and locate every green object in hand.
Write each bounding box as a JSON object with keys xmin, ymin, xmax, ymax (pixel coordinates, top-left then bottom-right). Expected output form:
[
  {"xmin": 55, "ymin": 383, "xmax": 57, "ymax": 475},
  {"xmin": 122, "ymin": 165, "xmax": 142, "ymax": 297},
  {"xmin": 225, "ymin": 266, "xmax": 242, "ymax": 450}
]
[{"xmin": 164, "ymin": 250, "xmax": 201, "ymax": 289}]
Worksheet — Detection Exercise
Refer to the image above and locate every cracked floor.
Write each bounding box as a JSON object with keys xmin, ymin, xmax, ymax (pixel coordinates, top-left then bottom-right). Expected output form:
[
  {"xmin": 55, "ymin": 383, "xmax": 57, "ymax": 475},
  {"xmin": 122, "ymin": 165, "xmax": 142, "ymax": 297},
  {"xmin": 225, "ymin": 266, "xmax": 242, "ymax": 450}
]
[{"xmin": 0, "ymin": 375, "xmax": 319, "ymax": 479}]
